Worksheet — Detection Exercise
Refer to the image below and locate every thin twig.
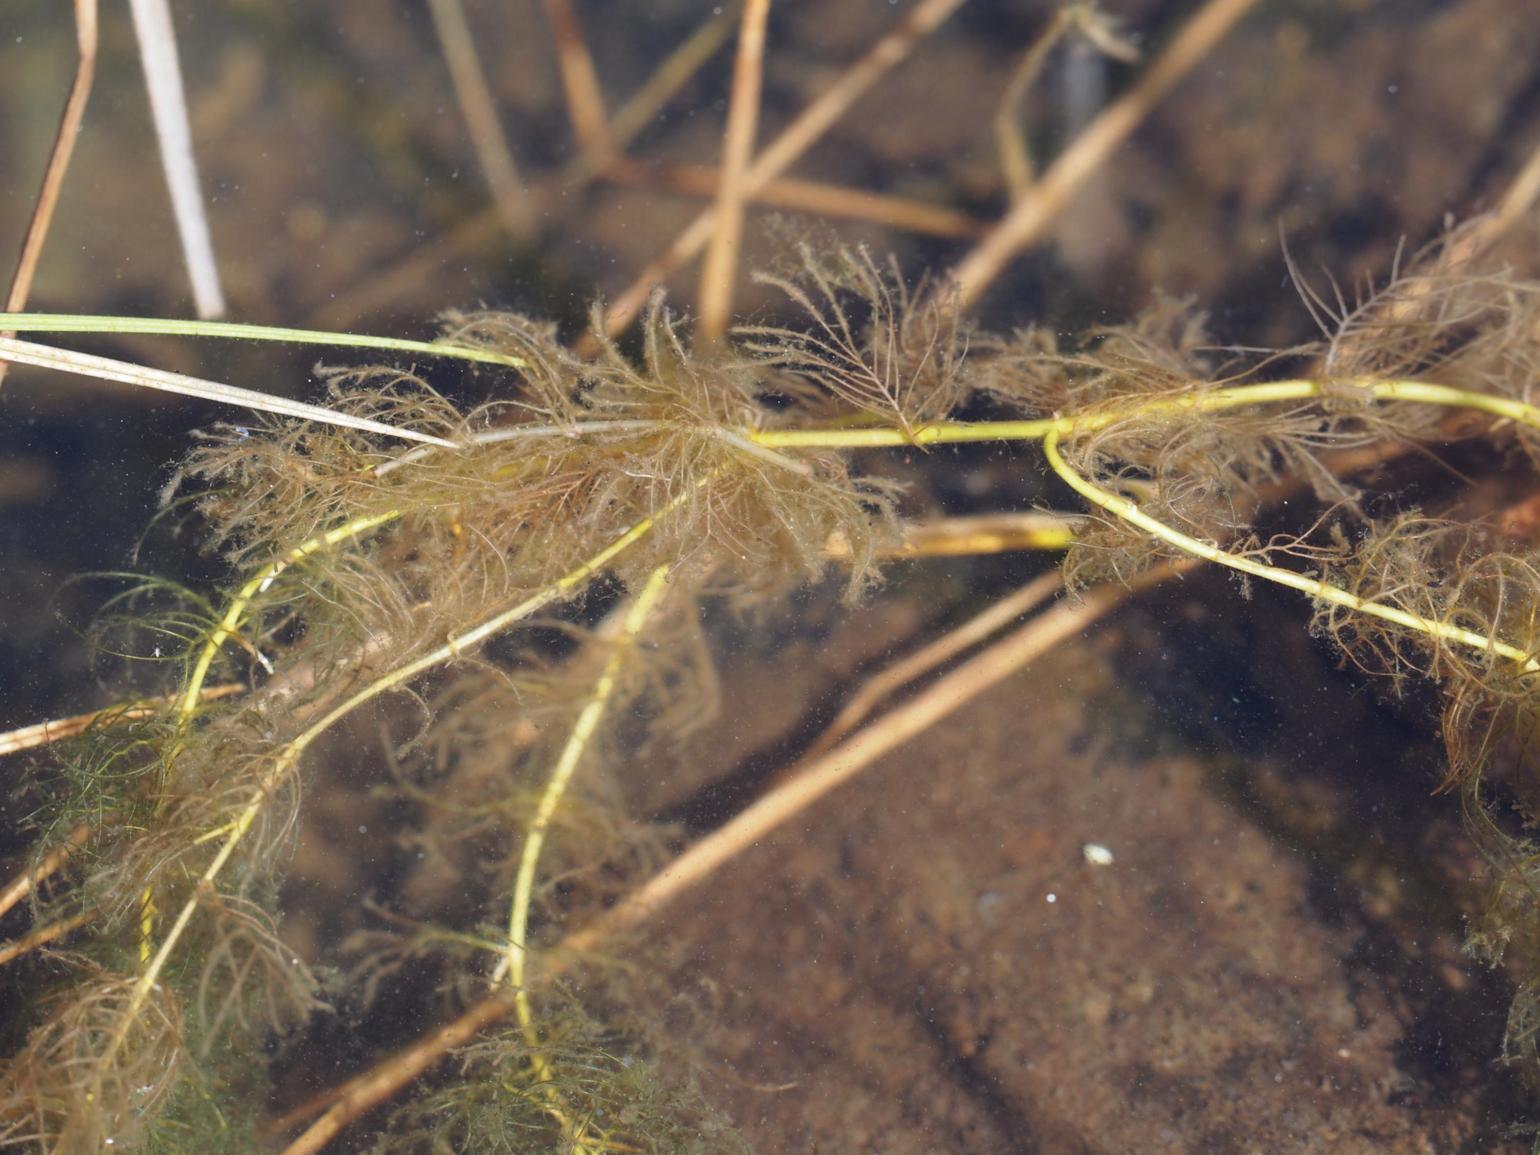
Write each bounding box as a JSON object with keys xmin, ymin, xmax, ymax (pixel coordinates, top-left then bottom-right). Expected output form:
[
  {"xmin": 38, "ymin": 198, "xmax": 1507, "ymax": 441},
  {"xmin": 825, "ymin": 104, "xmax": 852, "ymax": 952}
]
[
  {"xmin": 993, "ymin": 8, "xmax": 1074, "ymax": 201},
  {"xmin": 541, "ymin": 0, "xmax": 608, "ymax": 151},
  {"xmin": 803, "ymin": 569, "xmax": 1064, "ymax": 759},
  {"xmin": 0, "ymin": 909, "xmax": 97, "ymax": 968},
  {"xmin": 697, "ymin": 0, "xmax": 772, "ymax": 348},
  {"xmin": 603, "ymin": 157, "xmax": 988, "ymax": 238},
  {"xmin": 0, "ymin": 684, "xmax": 243, "ymax": 758},
  {"xmin": 427, "ymin": 0, "xmax": 535, "ymax": 242},
  {"xmin": 273, "ymin": 985, "xmax": 517, "ymax": 1150},
  {"xmin": 309, "ymin": 5, "xmax": 740, "ymax": 330},
  {"xmin": 0, "ymin": 0, "xmax": 98, "ymax": 390},
  {"xmin": 127, "ymin": 0, "xmax": 226, "ymax": 318},
  {"xmin": 853, "ymin": 511, "xmax": 1080, "ymax": 559},
  {"xmin": 993, "ymin": 4, "xmax": 1140, "ymax": 201},
  {"xmin": 574, "ymin": 1, "xmax": 743, "ymax": 181},
  {"xmin": 1489, "ymin": 135, "xmax": 1540, "ymax": 243},
  {"xmin": 1329, "ymin": 133, "xmax": 1540, "ymax": 357},
  {"xmin": 948, "ymin": 0, "xmax": 1257, "ymax": 310},
  {"xmin": 0, "ymin": 824, "xmax": 92, "ymax": 923},
  {"xmin": 594, "ymin": 0, "xmax": 967, "ymax": 345}
]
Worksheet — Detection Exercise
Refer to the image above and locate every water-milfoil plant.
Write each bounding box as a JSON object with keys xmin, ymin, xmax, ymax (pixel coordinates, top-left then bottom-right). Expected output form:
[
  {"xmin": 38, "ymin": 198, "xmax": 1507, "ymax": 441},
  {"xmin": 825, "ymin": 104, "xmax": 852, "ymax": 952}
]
[{"xmin": 6, "ymin": 230, "xmax": 1540, "ymax": 1149}]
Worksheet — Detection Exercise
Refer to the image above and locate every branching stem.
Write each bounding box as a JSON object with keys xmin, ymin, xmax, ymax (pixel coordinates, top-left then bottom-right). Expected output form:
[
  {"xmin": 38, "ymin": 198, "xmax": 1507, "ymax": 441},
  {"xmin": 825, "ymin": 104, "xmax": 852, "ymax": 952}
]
[{"xmin": 104, "ymin": 487, "xmax": 697, "ymax": 1083}]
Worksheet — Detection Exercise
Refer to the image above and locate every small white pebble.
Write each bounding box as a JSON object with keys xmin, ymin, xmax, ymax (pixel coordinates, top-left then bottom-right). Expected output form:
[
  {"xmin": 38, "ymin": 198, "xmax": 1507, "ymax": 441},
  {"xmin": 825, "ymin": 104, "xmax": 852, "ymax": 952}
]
[
  {"xmin": 1082, "ymin": 842, "xmax": 1115, "ymax": 866},
  {"xmin": 1045, "ymin": 892, "xmax": 1057, "ymax": 904}
]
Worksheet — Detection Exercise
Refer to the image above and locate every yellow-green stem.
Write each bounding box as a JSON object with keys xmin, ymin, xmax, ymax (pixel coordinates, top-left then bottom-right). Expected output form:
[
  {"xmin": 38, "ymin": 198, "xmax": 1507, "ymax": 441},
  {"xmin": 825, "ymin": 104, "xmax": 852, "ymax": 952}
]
[
  {"xmin": 105, "ymin": 489, "xmax": 694, "ymax": 1078},
  {"xmin": 143, "ymin": 511, "xmax": 401, "ymax": 964},
  {"xmin": 176, "ymin": 511, "xmax": 402, "ymax": 727},
  {"xmin": 750, "ymin": 378, "xmax": 1540, "ymax": 449},
  {"xmin": 1042, "ymin": 429, "xmax": 1540, "ymax": 673},
  {"xmin": 497, "ymin": 563, "xmax": 673, "ymax": 1149}
]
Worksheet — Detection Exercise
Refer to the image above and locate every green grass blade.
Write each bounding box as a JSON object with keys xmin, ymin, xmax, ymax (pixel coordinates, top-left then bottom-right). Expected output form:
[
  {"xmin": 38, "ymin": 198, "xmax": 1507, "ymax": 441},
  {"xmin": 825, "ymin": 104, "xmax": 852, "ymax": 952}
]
[{"xmin": 0, "ymin": 313, "xmax": 525, "ymax": 370}]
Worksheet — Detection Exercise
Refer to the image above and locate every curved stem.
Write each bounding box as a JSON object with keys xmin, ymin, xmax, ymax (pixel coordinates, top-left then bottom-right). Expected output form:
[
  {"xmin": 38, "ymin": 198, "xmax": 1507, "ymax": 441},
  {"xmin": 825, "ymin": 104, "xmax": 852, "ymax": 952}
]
[
  {"xmin": 176, "ymin": 512, "xmax": 402, "ymax": 728},
  {"xmin": 1042, "ymin": 428, "xmax": 1540, "ymax": 673},
  {"xmin": 496, "ymin": 563, "xmax": 673, "ymax": 1149}
]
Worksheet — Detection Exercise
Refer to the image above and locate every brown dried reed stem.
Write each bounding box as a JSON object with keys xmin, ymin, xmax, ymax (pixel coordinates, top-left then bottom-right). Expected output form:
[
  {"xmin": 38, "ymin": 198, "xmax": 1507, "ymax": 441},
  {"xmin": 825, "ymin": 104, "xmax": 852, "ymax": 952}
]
[
  {"xmin": 0, "ymin": 823, "xmax": 91, "ymax": 923},
  {"xmin": 948, "ymin": 0, "xmax": 1257, "ymax": 309},
  {"xmin": 803, "ymin": 568, "xmax": 1064, "ymax": 760},
  {"xmin": 1336, "ymin": 135, "xmax": 1540, "ymax": 349},
  {"xmin": 310, "ymin": 5, "xmax": 739, "ymax": 330},
  {"xmin": 0, "ymin": 909, "xmax": 97, "ymax": 969},
  {"xmin": 0, "ymin": 0, "xmax": 97, "ymax": 390},
  {"xmin": 605, "ymin": 156, "xmax": 988, "ymax": 239},
  {"xmin": 427, "ymin": 0, "xmax": 535, "ymax": 242},
  {"xmin": 563, "ymin": 566, "xmax": 1190, "ymax": 949},
  {"xmin": 699, "ymin": 0, "xmax": 770, "ymax": 348},
  {"xmin": 992, "ymin": 4, "xmax": 1140, "ymax": 201},
  {"xmin": 574, "ymin": 1, "xmax": 744, "ymax": 181},
  {"xmin": 1490, "ymin": 137, "xmax": 1540, "ymax": 245},
  {"xmin": 541, "ymin": 0, "xmax": 608, "ymax": 152},
  {"xmin": 0, "ymin": 684, "xmax": 243, "ymax": 758},
  {"xmin": 697, "ymin": 0, "xmax": 772, "ymax": 348},
  {"xmin": 275, "ymin": 562, "xmax": 1185, "ymax": 1153},
  {"xmin": 858, "ymin": 511, "xmax": 1080, "ymax": 559},
  {"xmin": 594, "ymin": 0, "xmax": 967, "ymax": 345}
]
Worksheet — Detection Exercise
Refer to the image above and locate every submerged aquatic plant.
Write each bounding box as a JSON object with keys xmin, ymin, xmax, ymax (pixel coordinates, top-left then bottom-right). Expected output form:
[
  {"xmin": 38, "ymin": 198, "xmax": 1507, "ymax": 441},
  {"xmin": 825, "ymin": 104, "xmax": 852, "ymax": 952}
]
[{"xmin": 5, "ymin": 229, "xmax": 1540, "ymax": 1149}]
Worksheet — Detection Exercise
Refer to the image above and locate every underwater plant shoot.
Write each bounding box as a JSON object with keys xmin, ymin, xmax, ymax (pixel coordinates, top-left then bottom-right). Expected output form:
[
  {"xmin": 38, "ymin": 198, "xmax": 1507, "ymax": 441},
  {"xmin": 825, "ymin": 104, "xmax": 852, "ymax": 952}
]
[{"xmin": 4, "ymin": 2, "xmax": 1540, "ymax": 1152}]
